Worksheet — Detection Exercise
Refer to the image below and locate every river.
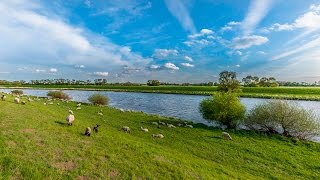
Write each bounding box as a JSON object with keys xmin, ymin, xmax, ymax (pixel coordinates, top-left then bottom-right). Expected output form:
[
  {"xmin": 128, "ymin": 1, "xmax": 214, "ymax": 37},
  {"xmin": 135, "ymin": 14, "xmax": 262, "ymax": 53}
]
[{"xmin": 1, "ymin": 88, "xmax": 319, "ymax": 125}]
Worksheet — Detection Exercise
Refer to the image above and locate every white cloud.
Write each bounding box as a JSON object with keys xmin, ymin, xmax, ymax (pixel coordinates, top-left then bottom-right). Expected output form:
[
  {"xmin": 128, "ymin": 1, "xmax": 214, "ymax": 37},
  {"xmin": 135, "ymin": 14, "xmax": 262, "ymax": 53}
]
[
  {"xmin": 0, "ymin": 72, "xmax": 10, "ymax": 74},
  {"xmin": 184, "ymin": 28, "xmax": 215, "ymax": 47},
  {"xmin": 235, "ymin": 51, "xmax": 243, "ymax": 56},
  {"xmin": 257, "ymin": 51, "xmax": 266, "ymax": 55},
  {"xmin": 181, "ymin": 63, "xmax": 194, "ymax": 67},
  {"xmin": 184, "ymin": 39, "xmax": 210, "ymax": 47},
  {"xmin": 164, "ymin": 0, "xmax": 196, "ymax": 33},
  {"xmin": 235, "ymin": 64, "xmax": 241, "ymax": 68},
  {"xmin": 35, "ymin": 69, "xmax": 46, "ymax": 73},
  {"xmin": 75, "ymin": 64, "xmax": 86, "ymax": 69},
  {"xmin": 93, "ymin": 72, "xmax": 109, "ymax": 76},
  {"xmin": 152, "ymin": 49, "xmax": 178, "ymax": 59},
  {"xmin": 220, "ymin": 21, "xmax": 241, "ymax": 32},
  {"xmin": 188, "ymin": 28, "xmax": 214, "ymax": 39},
  {"xmin": 150, "ymin": 65, "xmax": 160, "ymax": 69},
  {"xmin": 0, "ymin": 1, "xmax": 151, "ymax": 71},
  {"xmin": 241, "ymin": 0, "xmax": 273, "ymax": 35},
  {"xmin": 84, "ymin": 0, "xmax": 91, "ymax": 7},
  {"xmin": 200, "ymin": 29, "xmax": 214, "ymax": 35},
  {"xmin": 232, "ymin": 35, "xmax": 269, "ymax": 49},
  {"xmin": 164, "ymin": 62, "xmax": 179, "ymax": 70},
  {"xmin": 269, "ymin": 23, "xmax": 294, "ymax": 31},
  {"xmin": 228, "ymin": 21, "xmax": 241, "ymax": 26},
  {"xmin": 184, "ymin": 56, "xmax": 193, "ymax": 62},
  {"xmin": 268, "ymin": 4, "xmax": 320, "ymax": 33},
  {"xmin": 49, "ymin": 68, "xmax": 58, "ymax": 73}
]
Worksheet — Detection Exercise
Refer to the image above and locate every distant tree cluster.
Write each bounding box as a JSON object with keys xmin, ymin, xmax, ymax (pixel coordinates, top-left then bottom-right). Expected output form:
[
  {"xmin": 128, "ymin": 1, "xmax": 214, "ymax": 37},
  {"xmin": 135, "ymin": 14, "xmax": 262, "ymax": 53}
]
[
  {"xmin": 242, "ymin": 76, "xmax": 279, "ymax": 87},
  {"xmin": 278, "ymin": 81, "xmax": 320, "ymax": 87},
  {"xmin": 147, "ymin": 80, "xmax": 160, "ymax": 86}
]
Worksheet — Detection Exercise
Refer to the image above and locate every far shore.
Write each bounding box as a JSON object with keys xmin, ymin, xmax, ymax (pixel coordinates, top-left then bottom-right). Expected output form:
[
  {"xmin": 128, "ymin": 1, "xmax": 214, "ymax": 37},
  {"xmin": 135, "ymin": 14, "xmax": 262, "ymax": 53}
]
[{"xmin": 1, "ymin": 85, "xmax": 320, "ymax": 101}]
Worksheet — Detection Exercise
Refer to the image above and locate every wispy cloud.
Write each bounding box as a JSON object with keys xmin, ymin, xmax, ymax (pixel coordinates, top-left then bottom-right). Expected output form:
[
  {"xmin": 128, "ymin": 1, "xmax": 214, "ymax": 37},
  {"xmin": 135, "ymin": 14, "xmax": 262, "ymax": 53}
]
[
  {"xmin": 93, "ymin": 72, "xmax": 109, "ymax": 77},
  {"xmin": 164, "ymin": 0, "xmax": 196, "ymax": 33},
  {"xmin": 152, "ymin": 49, "xmax": 178, "ymax": 59},
  {"xmin": 184, "ymin": 28, "xmax": 215, "ymax": 47},
  {"xmin": 268, "ymin": 4, "xmax": 320, "ymax": 33},
  {"xmin": 267, "ymin": 4, "xmax": 320, "ymax": 44},
  {"xmin": 272, "ymin": 37, "xmax": 320, "ymax": 60},
  {"xmin": 0, "ymin": 1, "xmax": 151, "ymax": 72},
  {"xmin": 164, "ymin": 62, "xmax": 179, "ymax": 70},
  {"xmin": 184, "ymin": 56, "xmax": 193, "ymax": 62},
  {"xmin": 91, "ymin": 1, "xmax": 152, "ymax": 31},
  {"xmin": 232, "ymin": 35, "xmax": 269, "ymax": 49},
  {"xmin": 181, "ymin": 62, "xmax": 194, "ymax": 67},
  {"xmin": 241, "ymin": 0, "xmax": 273, "ymax": 35}
]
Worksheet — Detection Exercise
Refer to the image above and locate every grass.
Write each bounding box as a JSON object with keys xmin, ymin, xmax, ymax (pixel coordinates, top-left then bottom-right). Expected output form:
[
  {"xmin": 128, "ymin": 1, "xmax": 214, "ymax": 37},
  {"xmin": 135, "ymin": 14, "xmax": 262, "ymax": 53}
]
[
  {"xmin": 2, "ymin": 85, "xmax": 320, "ymax": 101},
  {"xmin": 0, "ymin": 94, "xmax": 320, "ymax": 179}
]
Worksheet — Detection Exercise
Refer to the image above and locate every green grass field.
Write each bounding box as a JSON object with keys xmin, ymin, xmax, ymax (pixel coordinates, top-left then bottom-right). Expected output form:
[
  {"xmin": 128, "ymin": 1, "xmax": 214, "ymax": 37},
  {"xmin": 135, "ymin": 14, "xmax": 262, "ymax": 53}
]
[
  {"xmin": 0, "ymin": 93, "xmax": 320, "ymax": 179},
  {"xmin": 2, "ymin": 85, "xmax": 320, "ymax": 100}
]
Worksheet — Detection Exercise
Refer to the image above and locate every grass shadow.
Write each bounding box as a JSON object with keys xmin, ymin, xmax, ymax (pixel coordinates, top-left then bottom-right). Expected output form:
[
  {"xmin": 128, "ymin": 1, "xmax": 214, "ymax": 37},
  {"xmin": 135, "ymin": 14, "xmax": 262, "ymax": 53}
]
[{"xmin": 54, "ymin": 121, "xmax": 66, "ymax": 126}]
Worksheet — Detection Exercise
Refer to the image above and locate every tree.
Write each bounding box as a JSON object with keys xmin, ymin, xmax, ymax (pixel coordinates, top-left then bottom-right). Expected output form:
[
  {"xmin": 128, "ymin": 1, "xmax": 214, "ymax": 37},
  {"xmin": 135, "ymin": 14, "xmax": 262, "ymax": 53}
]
[
  {"xmin": 217, "ymin": 71, "xmax": 240, "ymax": 92},
  {"xmin": 199, "ymin": 92, "xmax": 246, "ymax": 129},
  {"xmin": 242, "ymin": 75, "xmax": 259, "ymax": 87},
  {"xmin": 147, "ymin": 80, "xmax": 160, "ymax": 86},
  {"xmin": 207, "ymin": 82, "xmax": 214, "ymax": 86}
]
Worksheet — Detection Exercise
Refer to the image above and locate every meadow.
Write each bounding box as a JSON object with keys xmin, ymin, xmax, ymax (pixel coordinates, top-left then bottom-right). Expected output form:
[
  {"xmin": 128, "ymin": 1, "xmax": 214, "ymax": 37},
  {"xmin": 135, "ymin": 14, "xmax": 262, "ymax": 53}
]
[
  {"xmin": 0, "ymin": 93, "xmax": 320, "ymax": 179},
  {"xmin": 3, "ymin": 85, "xmax": 320, "ymax": 101}
]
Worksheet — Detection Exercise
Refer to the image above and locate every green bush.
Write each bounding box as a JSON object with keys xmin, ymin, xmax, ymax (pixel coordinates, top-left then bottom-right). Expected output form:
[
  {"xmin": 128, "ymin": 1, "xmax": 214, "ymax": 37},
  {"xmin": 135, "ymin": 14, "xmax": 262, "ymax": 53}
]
[
  {"xmin": 199, "ymin": 92, "xmax": 246, "ymax": 129},
  {"xmin": 88, "ymin": 93, "xmax": 109, "ymax": 105},
  {"xmin": 47, "ymin": 91, "xmax": 71, "ymax": 100},
  {"xmin": 11, "ymin": 90, "xmax": 23, "ymax": 95},
  {"xmin": 245, "ymin": 100, "xmax": 320, "ymax": 140}
]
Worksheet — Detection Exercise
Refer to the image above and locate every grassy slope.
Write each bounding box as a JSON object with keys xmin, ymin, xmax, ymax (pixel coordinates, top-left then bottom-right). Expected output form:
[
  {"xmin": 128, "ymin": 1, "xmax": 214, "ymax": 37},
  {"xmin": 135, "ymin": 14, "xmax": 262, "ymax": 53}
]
[
  {"xmin": 0, "ymin": 94, "xmax": 320, "ymax": 179},
  {"xmin": 2, "ymin": 85, "xmax": 320, "ymax": 100}
]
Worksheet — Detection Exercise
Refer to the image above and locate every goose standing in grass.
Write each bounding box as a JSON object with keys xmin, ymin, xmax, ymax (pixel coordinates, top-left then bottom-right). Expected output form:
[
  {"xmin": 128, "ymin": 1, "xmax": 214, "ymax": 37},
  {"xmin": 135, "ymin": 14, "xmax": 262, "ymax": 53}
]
[
  {"xmin": 152, "ymin": 134, "xmax": 164, "ymax": 138},
  {"xmin": 140, "ymin": 127, "xmax": 149, "ymax": 132},
  {"xmin": 222, "ymin": 132, "xmax": 232, "ymax": 140},
  {"xmin": 122, "ymin": 126, "xmax": 130, "ymax": 133},
  {"xmin": 66, "ymin": 110, "xmax": 75, "ymax": 125},
  {"xmin": 185, "ymin": 125, "xmax": 193, "ymax": 128},
  {"xmin": 84, "ymin": 127, "xmax": 91, "ymax": 136},
  {"xmin": 151, "ymin": 122, "xmax": 158, "ymax": 126},
  {"xmin": 14, "ymin": 97, "xmax": 20, "ymax": 104},
  {"xmin": 1, "ymin": 95, "xmax": 6, "ymax": 101},
  {"xmin": 93, "ymin": 124, "xmax": 100, "ymax": 133}
]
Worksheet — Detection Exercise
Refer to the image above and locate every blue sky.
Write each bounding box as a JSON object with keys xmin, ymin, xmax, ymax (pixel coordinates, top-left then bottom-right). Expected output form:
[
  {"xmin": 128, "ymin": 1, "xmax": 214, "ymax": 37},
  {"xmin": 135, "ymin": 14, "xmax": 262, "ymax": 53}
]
[{"xmin": 0, "ymin": 0, "xmax": 320, "ymax": 83}]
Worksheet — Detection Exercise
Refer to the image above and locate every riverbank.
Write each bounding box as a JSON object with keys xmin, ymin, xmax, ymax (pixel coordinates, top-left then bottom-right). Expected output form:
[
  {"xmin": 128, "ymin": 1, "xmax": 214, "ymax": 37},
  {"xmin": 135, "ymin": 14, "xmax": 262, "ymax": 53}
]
[
  {"xmin": 2, "ymin": 85, "xmax": 320, "ymax": 101},
  {"xmin": 0, "ymin": 93, "xmax": 320, "ymax": 179}
]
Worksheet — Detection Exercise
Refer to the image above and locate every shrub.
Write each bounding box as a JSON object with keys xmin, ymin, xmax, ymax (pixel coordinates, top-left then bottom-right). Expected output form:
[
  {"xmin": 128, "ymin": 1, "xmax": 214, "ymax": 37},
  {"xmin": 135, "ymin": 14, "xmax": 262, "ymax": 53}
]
[
  {"xmin": 245, "ymin": 100, "xmax": 320, "ymax": 140},
  {"xmin": 11, "ymin": 90, "xmax": 23, "ymax": 95},
  {"xmin": 199, "ymin": 92, "xmax": 246, "ymax": 129},
  {"xmin": 47, "ymin": 91, "xmax": 71, "ymax": 100},
  {"xmin": 88, "ymin": 93, "xmax": 109, "ymax": 105}
]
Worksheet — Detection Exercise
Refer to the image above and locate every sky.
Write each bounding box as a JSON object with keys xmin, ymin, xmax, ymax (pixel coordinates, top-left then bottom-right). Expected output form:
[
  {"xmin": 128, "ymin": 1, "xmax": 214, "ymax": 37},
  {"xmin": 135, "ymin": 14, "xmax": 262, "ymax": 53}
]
[{"xmin": 0, "ymin": 0, "xmax": 320, "ymax": 83}]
